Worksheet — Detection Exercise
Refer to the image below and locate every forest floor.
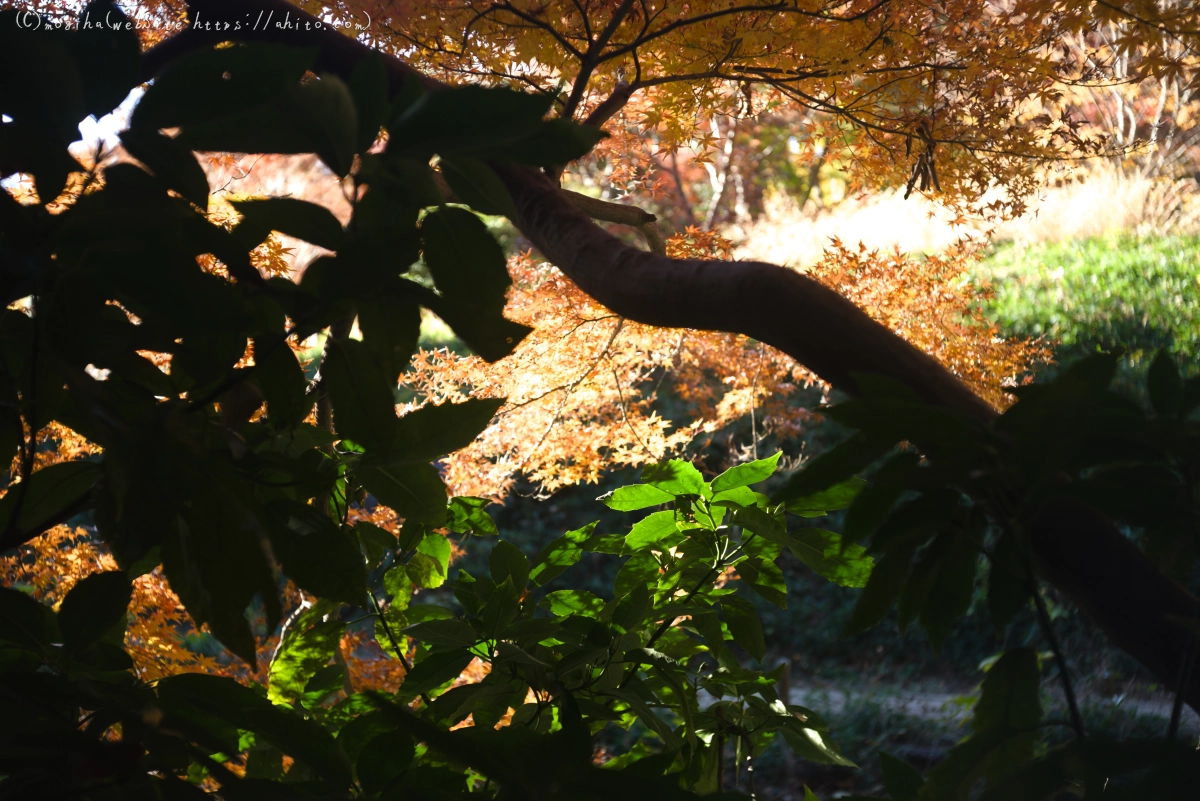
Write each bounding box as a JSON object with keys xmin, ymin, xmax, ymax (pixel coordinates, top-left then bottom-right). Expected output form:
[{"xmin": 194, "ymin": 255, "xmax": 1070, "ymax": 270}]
[
  {"xmin": 760, "ymin": 679, "xmax": 1200, "ymax": 799},
  {"xmin": 789, "ymin": 681, "xmax": 1200, "ymax": 729}
]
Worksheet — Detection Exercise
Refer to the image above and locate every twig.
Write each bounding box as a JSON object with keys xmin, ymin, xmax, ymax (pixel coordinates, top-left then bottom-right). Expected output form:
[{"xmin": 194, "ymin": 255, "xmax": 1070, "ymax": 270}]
[
  {"xmin": 1032, "ymin": 582, "xmax": 1086, "ymax": 741},
  {"xmin": 1169, "ymin": 628, "xmax": 1198, "ymax": 740},
  {"xmin": 369, "ymin": 590, "xmax": 432, "ymax": 706}
]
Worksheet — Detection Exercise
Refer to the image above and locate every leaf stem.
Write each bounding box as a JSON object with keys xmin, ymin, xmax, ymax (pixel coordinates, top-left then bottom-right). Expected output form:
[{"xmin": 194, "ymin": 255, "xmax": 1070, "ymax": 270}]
[
  {"xmin": 1031, "ymin": 582, "xmax": 1085, "ymax": 741},
  {"xmin": 369, "ymin": 590, "xmax": 432, "ymax": 706},
  {"xmin": 1168, "ymin": 628, "xmax": 1198, "ymax": 740}
]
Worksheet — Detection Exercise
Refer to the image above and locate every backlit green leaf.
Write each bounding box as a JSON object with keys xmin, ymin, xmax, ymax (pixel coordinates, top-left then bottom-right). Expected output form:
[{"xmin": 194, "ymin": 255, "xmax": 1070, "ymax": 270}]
[
  {"xmin": 641, "ymin": 459, "xmax": 705, "ymax": 496},
  {"xmin": 268, "ymin": 607, "xmax": 344, "ymax": 705},
  {"xmin": 711, "ymin": 452, "xmax": 781, "ymax": 493},
  {"xmin": 625, "ymin": 510, "xmax": 679, "ymax": 550},
  {"xmin": 598, "ymin": 484, "xmax": 675, "ymax": 511},
  {"xmin": 788, "ymin": 529, "xmax": 874, "ymax": 588}
]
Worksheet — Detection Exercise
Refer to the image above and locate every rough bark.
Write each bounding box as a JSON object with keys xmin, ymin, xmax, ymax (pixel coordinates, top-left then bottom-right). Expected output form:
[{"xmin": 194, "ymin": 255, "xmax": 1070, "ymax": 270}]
[{"xmin": 151, "ymin": 0, "xmax": 1200, "ymax": 712}]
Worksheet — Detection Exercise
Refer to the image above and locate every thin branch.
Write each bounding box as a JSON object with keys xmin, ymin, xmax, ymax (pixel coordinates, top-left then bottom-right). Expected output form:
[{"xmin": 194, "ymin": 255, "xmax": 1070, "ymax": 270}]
[
  {"xmin": 600, "ymin": 0, "xmax": 892, "ymax": 63},
  {"xmin": 1032, "ymin": 581, "xmax": 1086, "ymax": 741},
  {"xmin": 518, "ymin": 318, "xmax": 625, "ymax": 469},
  {"xmin": 561, "ymin": 0, "xmax": 637, "ymax": 121},
  {"xmin": 1169, "ymin": 629, "xmax": 1199, "ymax": 740},
  {"xmin": 611, "ymin": 365, "xmax": 654, "ymax": 459}
]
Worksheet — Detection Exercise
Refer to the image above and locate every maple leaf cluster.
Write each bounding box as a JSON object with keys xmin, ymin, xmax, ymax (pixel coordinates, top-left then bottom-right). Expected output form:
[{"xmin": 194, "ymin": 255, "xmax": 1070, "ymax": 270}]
[{"xmin": 403, "ymin": 230, "xmax": 1048, "ymax": 501}]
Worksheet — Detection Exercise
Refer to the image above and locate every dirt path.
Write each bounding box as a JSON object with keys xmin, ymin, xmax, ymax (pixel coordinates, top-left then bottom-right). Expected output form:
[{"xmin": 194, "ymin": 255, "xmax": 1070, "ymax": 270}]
[{"xmin": 788, "ymin": 684, "xmax": 1200, "ymax": 731}]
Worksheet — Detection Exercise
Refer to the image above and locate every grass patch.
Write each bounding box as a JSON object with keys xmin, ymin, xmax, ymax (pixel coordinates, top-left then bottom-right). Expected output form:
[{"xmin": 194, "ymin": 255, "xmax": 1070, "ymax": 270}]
[{"xmin": 981, "ymin": 234, "xmax": 1200, "ymax": 368}]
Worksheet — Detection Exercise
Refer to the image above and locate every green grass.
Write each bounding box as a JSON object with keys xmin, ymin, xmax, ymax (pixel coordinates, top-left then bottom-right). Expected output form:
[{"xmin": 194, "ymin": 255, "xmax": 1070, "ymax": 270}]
[{"xmin": 981, "ymin": 234, "xmax": 1200, "ymax": 370}]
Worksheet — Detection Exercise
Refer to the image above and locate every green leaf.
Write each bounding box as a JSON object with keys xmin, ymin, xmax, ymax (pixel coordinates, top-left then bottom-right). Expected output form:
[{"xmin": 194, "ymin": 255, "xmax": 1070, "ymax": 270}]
[
  {"xmin": 119, "ymin": 128, "xmax": 209, "ymax": 208},
  {"xmin": 290, "ymin": 73, "xmax": 358, "ymax": 177},
  {"xmin": 132, "ymin": 43, "xmax": 315, "ymax": 131},
  {"xmin": 322, "ymin": 338, "xmax": 397, "ymax": 450},
  {"xmin": 299, "ymin": 664, "xmax": 346, "ymax": 709},
  {"xmin": 390, "ymin": 399, "xmax": 504, "ymax": 464},
  {"xmin": 786, "ymin": 476, "xmax": 868, "ymax": 516},
  {"xmin": 0, "ymin": 460, "xmax": 101, "ymax": 539},
  {"xmin": 406, "ymin": 532, "xmax": 451, "ymax": 589},
  {"xmin": 739, "ymin": 555, "xmax": 788, "ymax": 609},
  {"xmin": 787, "ymin": 529, "xmax": 874, "ymax": 588},
  {"xmin": 495, "ymin": 118, "xmax": 607, "ymax": 166},
  {"xmin": 971, "ymin": 648, "xmax": 1042, "ymax": 786},
  {"xmin": 230, "ymin": 197, "xmax": 346, "ymax": 252},
  {"xmin": 721, "ymin": 594, "xmax": 765, "ymax": 661},
  {"xmin": 418, "ymin": 532, "xmax": 452, "ymax": 574},
  {"xmin": 489, "ymin": 540, "xmax": 530, "ymax": 591},
  {"xmin": 781, "ymin": 722, "xmax": 856, "ymax": 767},
  {"xmin": 268, "ymin": 610, "xmax": 344, "ymax": 705},
  {"xmin": 375, "ymin": 604, "xmax": 409, "ymax": 661},
  {"xmin": 844, "ymin": 544, "xmax": 915, "ymax": 636},
  {"xmin": 252, "ymin": 338, "xmax": 309, "ymax": 428},
  {"xmin": 598, "ymin": 484, "xmax": 675, "ymax": 511},
  {"xmin": 439, "ymin": 156, "xmax": 517, "ymax": 218},
  {"xmin": 611, "ymin": 582, "xmax": 651, "ymax": 632},
  {"xmin": 711, "ymin": 452, "xmax": 781, "ymax": 493},
  {"xmin": 160, "ymin": 481, "xmax": 278, "ymax": 668},
  {"xmin": 359, "ymin": 462, "xmax": 447, "ymax": 526},
  {"xmin": 625, "ymin": 510, "xmax": 679, "ymax": 550},
  {"xmin": 356, "ymin": 729, "xmax": 415, "ymax": 795},
  {"xmin": 356, "ymin": 521, "xmax": 396, "ymax": 570},
  {"xmin": 349, "ymin": 51, "xmax": 388, "ymax": 154},
  {"xmin": 641, "ymin": 459, "xmax": 705, "ymax": 496},
  {"xmin": 540, "ymin": 589, "xmax": 605, "ymax": 618},
  {"xmin": 987, "ymin": 532, "xmax": 1030, "ymax": 634},
  {"xmin": 266, "ymin": 501, "xmax": 368, "ymax": 606},
  {"xmin": 0, "ymin": 585, "xmax": 56, "ymax": 651},
  {"xmin": 481, "ymin": 576, "xmax": 521, "ymax": 637},
  {"xmin": 420, "ymin": 206, "xmax": 527, "ymax": 362},
  {"xmin": 1148, "ymin": 348, "xmax": 1182, "ymax": 418},
  {"xmin": 71, "ymin": 2, "xmax": 141, "ymax": 119},
  {"xmin": 731, "ymin": 504, "xmax": 787, "ymax": 544},
  {"xmin": 383, "ymin": 564, "xmax": 413, "ymax": 610},
  {"xmin": 772, "ymin": 433, "xmax": 889, "ymax": 505},
  {"xmin": 156, "ymin": 672, "xmax": 351, "ymax": 786},
  {"xmin": 399, "ymin": 649, "xmax": 475, "ymax": 699},
  {"xmin": 57, "ymin": 570, "xmax": 130, "ymax": 650},
  {"xmin": 880, "ymin": 752, "xmax": 925, "ymax": 799},
  {"xmin": 711, "ymin": 485, "xmax": 766, "ymax": 507},
  {"xmin": 614, "ymin": 551, "xmax": 661, "ymax": 598},
  {"xmin": 407, "ymin": 554, "xmax": 445, "ymax": 590},
  {"xmin": 405, "ymin": 619, "xmax": 479, "ymax": 652},
  {"xmin": 603, "ymin": 687, "xmax": 680, "ymax": 751},
  {"xmin": 529, "ymin": 522, "xmax": 595, "ymax": 587},
  {"xmin": 386, "ymin": 85, "xmax": 553, "ymax": 159},
  {"xmin": 446, "ymin": 496, "xmax": 499, "ymax": 537},
  {"xmin": 917, "ymin": 532, "xmax": 978, "ymax": 654},
  {"xmin": 843, "ymin": 453, "xmax": 921, "ymax": 542},
  {"xmin": 356, "ymin": 289, "xmax": 421, "ymax": 386}
]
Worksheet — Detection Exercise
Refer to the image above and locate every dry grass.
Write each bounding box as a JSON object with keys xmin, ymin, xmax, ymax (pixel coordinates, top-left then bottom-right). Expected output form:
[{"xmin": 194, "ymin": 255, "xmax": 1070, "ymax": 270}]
[
  {"xmin": 734, "ymin": 164, "xmax": 1200, "ymax": 268},
  {"xmin": 733, "ymin": 189, "xmax": 973, "ymax": 269}
]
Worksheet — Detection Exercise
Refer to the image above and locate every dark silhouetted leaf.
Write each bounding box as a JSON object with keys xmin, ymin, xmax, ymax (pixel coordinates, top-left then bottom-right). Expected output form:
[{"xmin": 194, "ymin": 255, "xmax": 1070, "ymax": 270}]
[
  {"xmin": 721, "ymin": 594, "xmax": 765, "ymax": 661},
  {"xmin": 57, "ymin": 570, "xmax": 130, "ymax": 650}
]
